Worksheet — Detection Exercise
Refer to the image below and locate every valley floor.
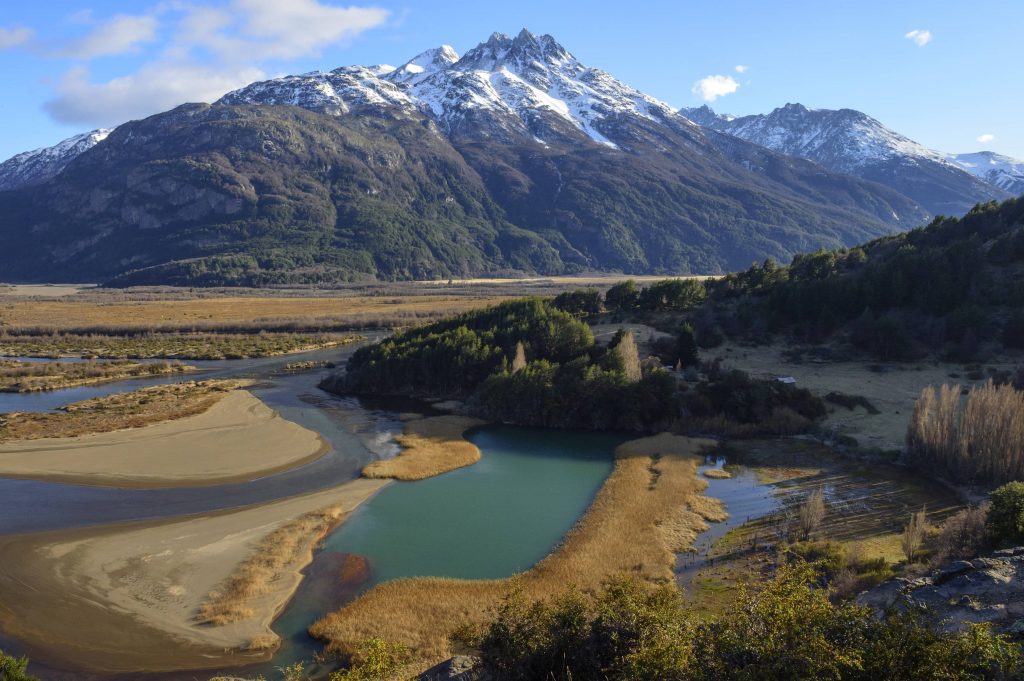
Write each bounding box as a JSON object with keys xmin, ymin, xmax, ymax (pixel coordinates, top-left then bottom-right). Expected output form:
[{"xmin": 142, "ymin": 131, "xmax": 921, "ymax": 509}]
[
  {"xmin": 0, "ymin": 478, "xmax": 388, "ymax": 673},
  {"xmin": 0, "ymin": 387, "xmax": 326, "ymax": 488}
]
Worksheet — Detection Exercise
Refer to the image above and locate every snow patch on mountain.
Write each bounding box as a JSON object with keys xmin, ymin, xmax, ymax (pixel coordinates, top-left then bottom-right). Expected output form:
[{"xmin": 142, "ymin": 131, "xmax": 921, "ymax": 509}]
[
  {"xmin": 682, "ymin": 103, "xmax": 954, "ymax": 173},
  {"xmin": 0, "ymin": 128, "xmax": 112, "ymax": 191},
  {"xmin": 948, "ymin": 151, "xmax": 1024, "ymax": 195}
]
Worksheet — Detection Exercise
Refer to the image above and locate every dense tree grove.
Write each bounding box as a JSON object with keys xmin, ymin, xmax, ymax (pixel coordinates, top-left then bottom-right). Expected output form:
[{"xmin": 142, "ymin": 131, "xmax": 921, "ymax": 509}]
[
  {"xmin": 908, "ymin": 381, "xmax": 1024, "ymax": 485},
  {"xmin": 338, "ymin": 281, "xmax": 825, "ymax": 433},
  {"xmin": 460, "ymin": 565, "xmax": 1023, "ymax": 681},
  {"xmin": 708, "ymin": 198, "xmax": 1024, "ymax": 359}
]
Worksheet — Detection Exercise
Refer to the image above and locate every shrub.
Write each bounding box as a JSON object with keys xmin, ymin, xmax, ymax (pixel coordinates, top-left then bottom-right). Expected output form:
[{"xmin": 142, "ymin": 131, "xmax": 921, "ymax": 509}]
[
  {"xmin": 988, "ymin": 482, "xmax": 1024, "ymax": 546},
  {"xmin": 0, "ymin": 650, "xmax": 38, "ymax": 681},
  {"xmin": 931, "ymin": 504, "xmax": 990, "ymax": 564}
]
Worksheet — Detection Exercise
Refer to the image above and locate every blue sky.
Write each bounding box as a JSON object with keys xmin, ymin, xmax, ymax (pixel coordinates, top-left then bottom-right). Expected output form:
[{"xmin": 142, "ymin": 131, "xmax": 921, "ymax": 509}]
[{"xmin": 1, "ymin": 0, "xmax": 1021, "ymax": 161}]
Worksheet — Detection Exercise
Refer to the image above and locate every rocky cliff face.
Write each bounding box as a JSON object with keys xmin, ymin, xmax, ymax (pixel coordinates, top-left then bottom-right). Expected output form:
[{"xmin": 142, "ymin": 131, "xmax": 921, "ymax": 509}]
[{"xmin": 858, "ymin": 547, "xmax": 1024, "ymax": 634}]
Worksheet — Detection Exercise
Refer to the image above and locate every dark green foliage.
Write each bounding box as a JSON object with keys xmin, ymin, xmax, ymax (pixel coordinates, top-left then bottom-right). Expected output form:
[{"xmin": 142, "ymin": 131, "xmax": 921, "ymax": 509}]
[
  {"xmin": 987, "ymin": 482, "xmax": 1024, "ymax": 546},
  {"xmin": 0, "ymin": 650, "xmax": 37, "ymax": 681},
  {"xmin": 340, "ymin": 297, "xmax": 677, "ymax": 430},
  {"xmin": 604, "ymin": 280, "xmax": 640, "ymax": 312},
  {"xmin": 638, "ymin": 279, "xmax": 707, "ymax": 312},
  {"xmin": 673, "ymin": 323, "xmax": 699, "ymax": 368},
  {"xmin": 684, "ymin": 369, "xmax": 826, "ymax": 425},
  {"xmin": 478, "ymin": 361, "xmax": 678, "ymax": 431},
  {"xmin": 463, "ymin": 565, "xmax": 1023, "ymax": 681},
  {"xmin": 709, "ymin": 198, "xmax": 1024, "ymax": 358},
  {"xmin": 551, "ymin": 288, "xmax": 602, "ymax": 317},
  {"xmin": 343, "ymin": 298, "xmax": 592, "ymax": 396}
]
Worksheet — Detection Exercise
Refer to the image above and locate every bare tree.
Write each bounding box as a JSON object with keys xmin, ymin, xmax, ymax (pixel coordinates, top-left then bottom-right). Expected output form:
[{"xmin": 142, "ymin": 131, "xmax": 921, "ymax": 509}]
[
  {"xmin": 798, "ymin": 487, "xmax": 826, "ymax": 540},
  {"xmin": 511, "ymin": 341, "xmax": 527, "ymax": 374},
  {"xmin": 614, "ymin": 331, "xmax": 642, "ymax": 383},
  {"xmin": 901, "ymin": 507, "xmax": 930, "ymax": 564}
]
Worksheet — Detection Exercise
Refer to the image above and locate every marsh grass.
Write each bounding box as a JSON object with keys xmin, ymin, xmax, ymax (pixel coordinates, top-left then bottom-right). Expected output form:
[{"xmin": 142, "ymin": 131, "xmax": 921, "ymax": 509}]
[
  {"xmin": 0, "ymin": 333, "xmax": 359, "ymax": 361},
  {"xmin": 361, "ymin": 416, "xmax": 485, "ymax": 481},
  {"xmin": 198, "ymin": 505, "xmax": 349, "ymax": 626},
  {"xmin": 310, "ymin": 433, "xmax": 721, "ymax": 664},
  {"xmin": 0, "ymin": 359, "xmax": 190, "ymax": 392},
  {"xmin": 0, "ymin": 380, "xmax": 241, "ymax": 441}
]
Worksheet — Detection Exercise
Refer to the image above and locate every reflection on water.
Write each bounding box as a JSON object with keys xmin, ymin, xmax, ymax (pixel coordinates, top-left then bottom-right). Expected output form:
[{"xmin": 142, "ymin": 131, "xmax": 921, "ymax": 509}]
[
  {"xmin": 0, "ymin": 346, "xmax": 394, "ymax": 535},
  {"xmin": 675, "ymin": 454, "xmax": 781, "ymax": 589}
]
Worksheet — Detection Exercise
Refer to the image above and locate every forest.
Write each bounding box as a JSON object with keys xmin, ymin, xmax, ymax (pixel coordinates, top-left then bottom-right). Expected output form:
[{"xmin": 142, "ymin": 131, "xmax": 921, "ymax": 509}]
[{"xmin": 703, "ymin": 197, "xmax": 1024, "ymax": 360}]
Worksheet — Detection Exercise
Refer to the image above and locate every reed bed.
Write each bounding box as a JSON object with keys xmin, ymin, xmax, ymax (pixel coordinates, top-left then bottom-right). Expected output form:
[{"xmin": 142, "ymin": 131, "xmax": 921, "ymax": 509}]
[
  {"xmin": 0, "ymin": 333, "xmax": 359, "ymax": 360},
  {"xmin": 0, "ymin": 359, "xmax": 189, "ymax": 392},
  {"xmin": 198, "ymin": 505, "xmax": 348, "ymax": 626},
  {"xmin": 908, "ymin": 380, "xmax": 1024, "ymax": 484},
  {"xmin": 310, "ymin": 433, "xmax": 720, "ymax": 664},
  {"xmin": 361, "ymin": 416, "xmax": 486, "ymax": 481},
  {"xmin": 0, "ymin": 379, "xmax": 242, "ymax": 441}
]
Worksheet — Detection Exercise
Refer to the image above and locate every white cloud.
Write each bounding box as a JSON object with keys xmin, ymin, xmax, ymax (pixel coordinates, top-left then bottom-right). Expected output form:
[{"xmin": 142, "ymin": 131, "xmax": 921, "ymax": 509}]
[
  {"xmin": 66, "ymin": 14, "xmax": 159, "ymax": 59},
  {"xmin": 734, "ymin": 64, "xmax": 748, "ymax": 73},
  {"xmin": 904, "ymin": 29, "xmax": 932, "ymax": 47},
  {"xmin": 0, "ymin": 26, "xmax": 33, "ymax": 50},
  {"xmin": 44, "ymin": 62, "xmax": 266, "ymax": 126},
  {"xmin": 692, "ymin": 74, "xmax": 740, "ymax": 102},
  {"xmin": 43, "ymin": 1, "xmax": 390, "ymax": 127},
  {"xmin": 977, "ymin": 133, "xmax": 995, "ymax": 144}
]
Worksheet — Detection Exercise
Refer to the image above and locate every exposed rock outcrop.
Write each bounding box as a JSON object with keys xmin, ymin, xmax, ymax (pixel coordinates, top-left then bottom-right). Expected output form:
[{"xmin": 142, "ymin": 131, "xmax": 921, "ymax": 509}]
[{"xmin": 857, "ymin": 547, "xmax": 1024, "ymax": 634}]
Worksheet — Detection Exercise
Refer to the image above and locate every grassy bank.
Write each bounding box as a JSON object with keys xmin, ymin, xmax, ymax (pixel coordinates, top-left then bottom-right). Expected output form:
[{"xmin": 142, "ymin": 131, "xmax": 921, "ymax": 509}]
[
  {"xmin": 0, "ymin": 333, "xmax": 360, "ymax": 360},
  {"xmin": 310, "ymin": 433, "xmax": 720, "ymax": 664},
  {"xmin": 361, "ymin": 416, "xmax": 486, "ymax": 481},
  {"xmin": 0, "ymin": 359, "xmax": 191, "ymax": 392},
  {"xmin": 0, "ymin": 379, "xmax": 242, "ymax": 441},
  {"xmin": 199, "ymin": 505, "xmax": 352, "ymax": 627}
]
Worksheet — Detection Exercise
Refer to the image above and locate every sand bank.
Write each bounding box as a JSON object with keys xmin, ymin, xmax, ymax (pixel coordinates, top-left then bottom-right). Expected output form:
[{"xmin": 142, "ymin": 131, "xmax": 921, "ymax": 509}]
[
  {"xmin": 361, "ymin": 415, "xmax": 486, "ymax": 481},
  {"xmin": 0, "ymin": 478, "xmax": 389, "ymax": 673},
  {"xmin": 0, "ymin": 390, "xmax": 326, "ymax": 487},
  {"xmin": 311, "ymin": 433, "xmax": 721, "ymax": 663}
]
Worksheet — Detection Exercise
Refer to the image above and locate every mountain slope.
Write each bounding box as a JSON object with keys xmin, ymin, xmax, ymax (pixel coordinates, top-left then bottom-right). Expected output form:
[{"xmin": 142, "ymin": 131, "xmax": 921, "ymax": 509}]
[
  {"xmin": 0, "ymin": 30, "xmax": 932, "ymax": 286},
  {"xmin": 682, "ymin": 103, "xmax": 1010, "ymax": 215},
  {"xmin": 0, "ymin": 129, "xmax": 112, "ymax": 191},
  {"xmin": 948, "ymin": 151, "xmax": 1024, "ymax": 196}
]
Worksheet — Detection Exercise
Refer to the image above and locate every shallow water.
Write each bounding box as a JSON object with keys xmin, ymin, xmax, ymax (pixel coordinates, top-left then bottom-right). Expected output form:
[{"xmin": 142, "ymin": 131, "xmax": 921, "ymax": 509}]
[
  {"xmin": 675, "ymin": 455, "xmax": 781, "ymax": 587},
  {"xmin": 239, "ymin": 425, "xmax": 629, "ymax": 676}
]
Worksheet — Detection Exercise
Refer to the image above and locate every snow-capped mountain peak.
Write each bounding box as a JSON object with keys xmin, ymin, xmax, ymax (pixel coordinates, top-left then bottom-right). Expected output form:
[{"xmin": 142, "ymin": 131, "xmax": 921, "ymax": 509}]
[
  {"xmin": 0, "ymin": 128, "xmax": 112, "ymax": 191},
  {"xmin": 213, "ymin": 28, "xmax": 689, "ymax": 149},
  {"xmin": 948, "ymin": 151, "xmax": 1024, "ymax": 195},
  {"xmin": 680, "ymin": 102, "xmax": 1010, "ymax": 214},
  {"xmin": 387, "ymin": 45, "xmax": 460, "ymax": 86}
]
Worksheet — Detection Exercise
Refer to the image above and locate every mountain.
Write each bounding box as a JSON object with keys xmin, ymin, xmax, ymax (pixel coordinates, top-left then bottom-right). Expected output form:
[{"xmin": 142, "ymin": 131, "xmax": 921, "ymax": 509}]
[
  {"xmin": 0, "ymin": 128, "xmax": 112, "ymax": 191},
  {"xmin": 681, "ymin": 103, "xmax": 1010, "ymax": 215},
  {"xmin": 947, "ymin": 151, "xmax": 1024, "ymax": 196},
  {"xmin": 0, "ymin": 30, "xmax": 931, "ymax": 286}
]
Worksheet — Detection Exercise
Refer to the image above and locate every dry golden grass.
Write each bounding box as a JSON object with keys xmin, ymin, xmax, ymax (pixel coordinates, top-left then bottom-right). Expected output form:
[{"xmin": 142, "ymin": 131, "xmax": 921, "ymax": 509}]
[
  {"xmin": 198, "ymin": 504, "xmax": 349, "ymax": 626},
  {"xmin": 0, "ymin": 359, "xmax": 191, "ymax": 392},
  {"xmin": 310, "ymin": 433, "xmax": 719, "ymax": 664},
  {"xmin": 0, "ymin": 379, "xmax": 241, "ymax": 441},
  {"xmin": 0, "ymin": 295, "xmax": 511, "ymax": 333},
  {"xmin": 702, "ymin": 468, "xmax": 732, "ymax": 479},
  {"xmin": 361, "ymin": 416, "xmax": 486, "ymax": 481},
  {"xmin": 0, "ymin": 333, "xmax": 358, "ymax": 360}
]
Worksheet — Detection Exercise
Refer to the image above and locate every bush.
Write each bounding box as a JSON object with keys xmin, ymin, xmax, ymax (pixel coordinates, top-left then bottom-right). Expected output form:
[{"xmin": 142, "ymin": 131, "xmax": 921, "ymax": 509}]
[
  {"xmin": 0, "ymin": 650, "xmax": 38, "ymax": 681},
  {"xmin": 988, "ymin": 483, "xmax": 1024, "ymax": 546},
  {"xmin": 465, "ymin": 565, "xmax": 1024, "ymax": 680},
  {"xmin": 931, "ymin": 504, "xmax": 990, "ymax": 564}
]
